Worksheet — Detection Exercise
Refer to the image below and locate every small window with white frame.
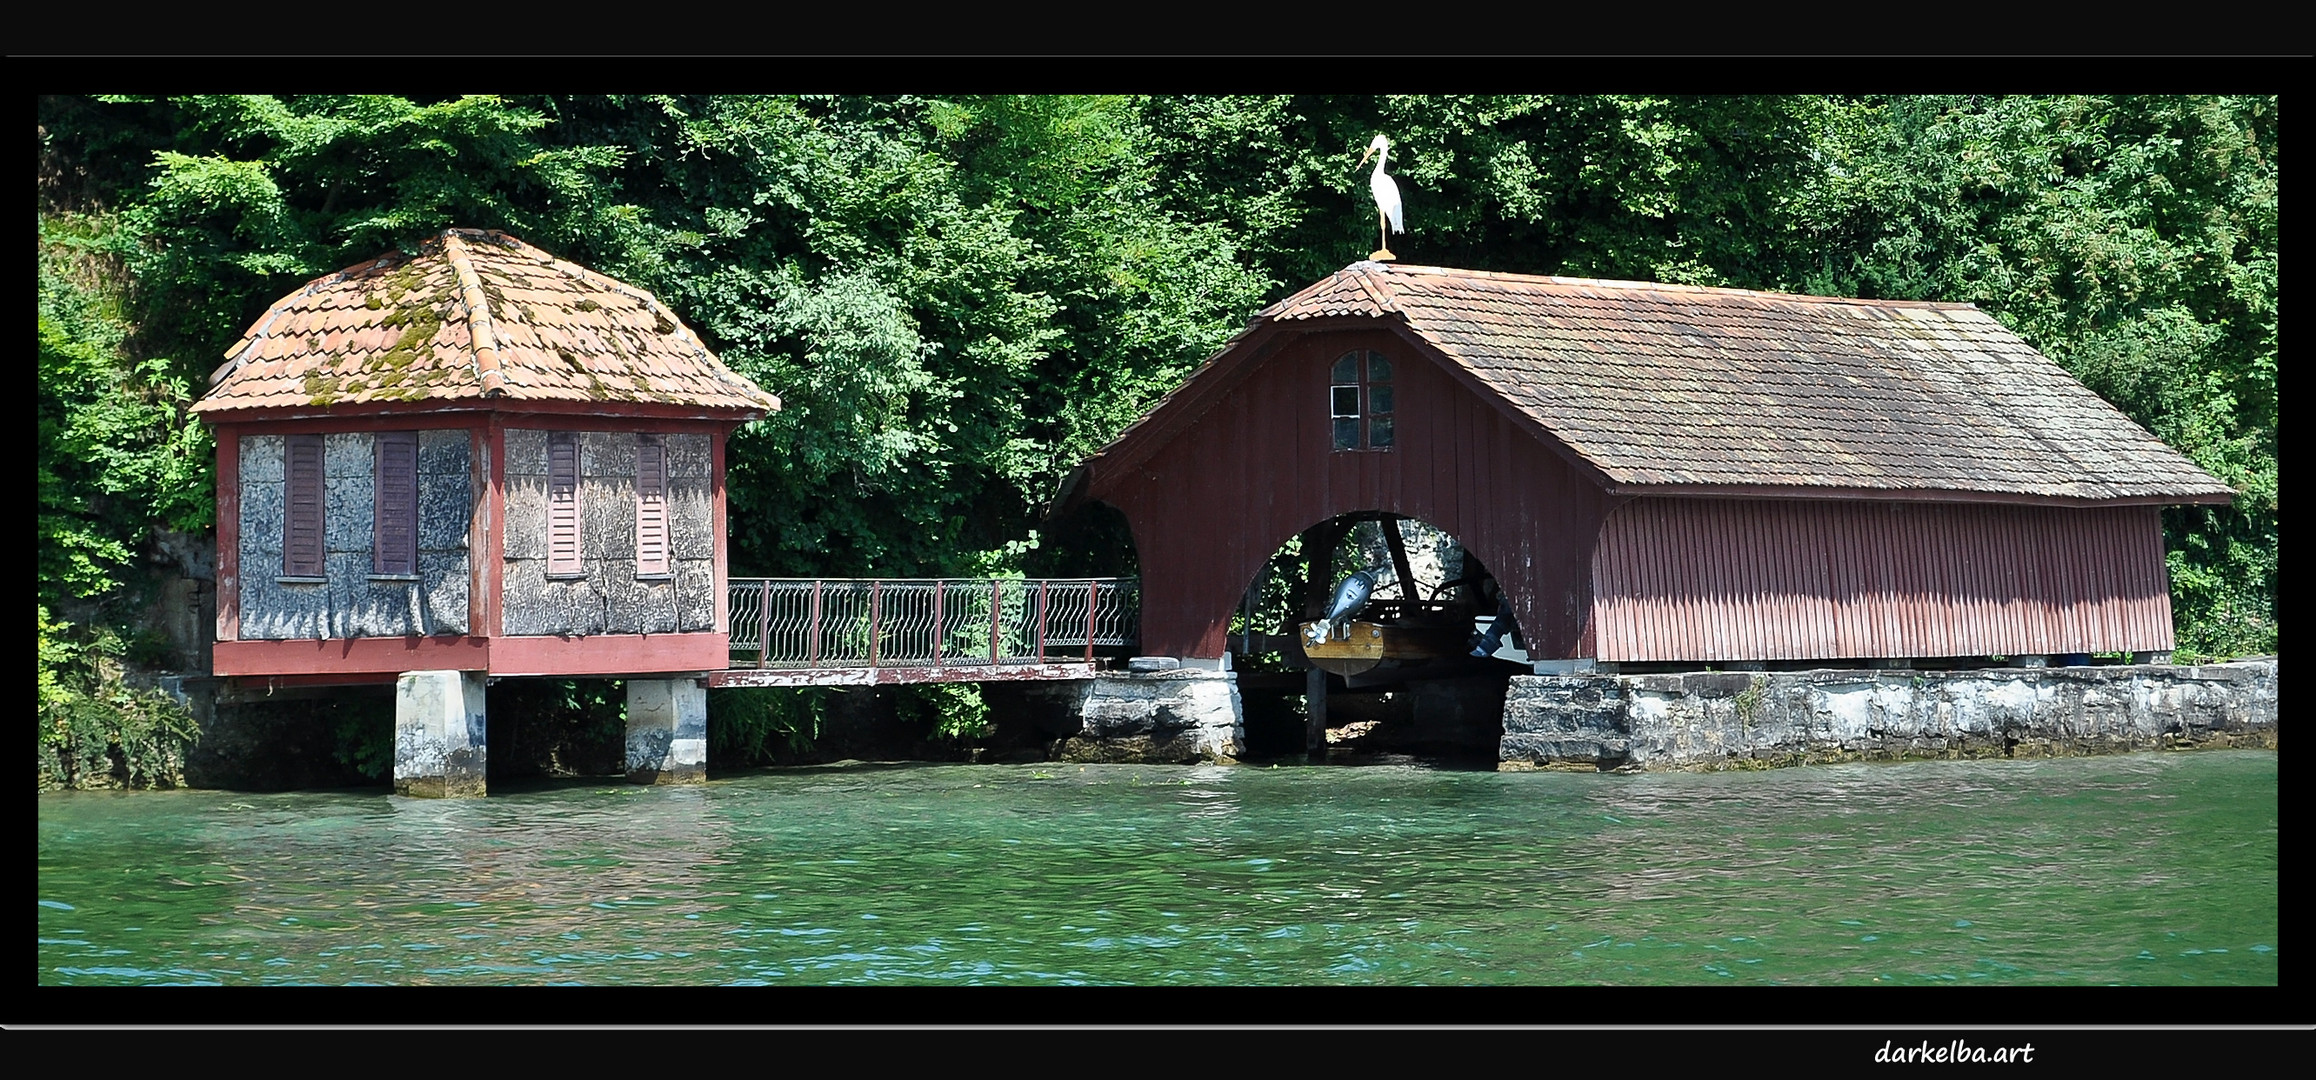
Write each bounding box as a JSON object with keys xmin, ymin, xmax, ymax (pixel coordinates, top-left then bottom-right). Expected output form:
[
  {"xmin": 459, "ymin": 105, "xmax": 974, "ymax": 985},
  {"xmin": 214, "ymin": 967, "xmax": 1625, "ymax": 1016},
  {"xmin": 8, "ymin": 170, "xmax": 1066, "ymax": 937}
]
[{"xmin": 1330, "ymin": 350, "xmax": 1394, "ymax": 451}]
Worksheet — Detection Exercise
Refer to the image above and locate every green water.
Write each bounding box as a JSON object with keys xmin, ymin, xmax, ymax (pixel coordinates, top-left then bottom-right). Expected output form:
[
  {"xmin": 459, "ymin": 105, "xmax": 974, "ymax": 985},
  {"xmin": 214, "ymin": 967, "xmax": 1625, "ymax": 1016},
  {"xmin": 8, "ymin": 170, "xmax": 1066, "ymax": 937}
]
[{"xmin": 37, "ymin": 751, "xmax": 2277, "ymax": 986}]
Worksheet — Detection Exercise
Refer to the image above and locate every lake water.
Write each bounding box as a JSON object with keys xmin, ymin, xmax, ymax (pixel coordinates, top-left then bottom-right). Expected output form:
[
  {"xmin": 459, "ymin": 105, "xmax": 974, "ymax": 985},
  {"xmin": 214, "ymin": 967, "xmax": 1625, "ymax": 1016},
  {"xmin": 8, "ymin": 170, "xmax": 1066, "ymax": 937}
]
[{"xmin": 37, "ymin": 750, "xmax": 2277, "ymax": 987}]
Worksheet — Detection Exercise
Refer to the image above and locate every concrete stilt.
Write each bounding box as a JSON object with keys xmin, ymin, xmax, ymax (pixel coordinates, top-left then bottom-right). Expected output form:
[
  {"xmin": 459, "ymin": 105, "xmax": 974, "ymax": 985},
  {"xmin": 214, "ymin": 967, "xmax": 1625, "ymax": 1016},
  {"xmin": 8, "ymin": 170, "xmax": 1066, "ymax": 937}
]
[
  {"xmin": 394, "ymin": 670, "xmax": 488, "ymax": 798},
  {"xmin": 626, "ymin": 676, "xmax": 708, "ymax": 784}
]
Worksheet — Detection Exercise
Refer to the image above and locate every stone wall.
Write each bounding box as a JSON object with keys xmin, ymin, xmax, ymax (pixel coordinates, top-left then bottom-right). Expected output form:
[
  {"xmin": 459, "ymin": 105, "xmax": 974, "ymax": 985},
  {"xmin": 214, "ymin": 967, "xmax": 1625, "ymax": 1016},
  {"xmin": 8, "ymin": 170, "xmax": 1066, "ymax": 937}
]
[
  {"xmin": 501, "ymin": 428, "xmax": 715, "ymax": 637},
  {"xmin": 1501, "ymin": 659, "xmax": 2278, "ymax": 772},
  {"xmin": 237, "ymin": 430, "xmax": 471, "ymax": 639},
  {"xmin": 1048, "ymin": 670, "xmax": 1244, "ymax": 764}
]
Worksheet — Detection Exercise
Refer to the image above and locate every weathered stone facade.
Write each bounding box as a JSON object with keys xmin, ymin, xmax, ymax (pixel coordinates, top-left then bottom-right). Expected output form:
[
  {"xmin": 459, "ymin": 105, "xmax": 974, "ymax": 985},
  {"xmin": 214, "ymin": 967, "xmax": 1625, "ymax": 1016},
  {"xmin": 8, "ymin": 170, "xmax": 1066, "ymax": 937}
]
[
  {"xmin": 501, "ymin": 428, "xmax": 715, "ymax": 637},
  {"xmin": 237, "ymin": 430, "xmax": 471, "ymax": 639},
  {"xmin": 1500, "ymin": 659, "xmax": 2278, "ymax": 772}
]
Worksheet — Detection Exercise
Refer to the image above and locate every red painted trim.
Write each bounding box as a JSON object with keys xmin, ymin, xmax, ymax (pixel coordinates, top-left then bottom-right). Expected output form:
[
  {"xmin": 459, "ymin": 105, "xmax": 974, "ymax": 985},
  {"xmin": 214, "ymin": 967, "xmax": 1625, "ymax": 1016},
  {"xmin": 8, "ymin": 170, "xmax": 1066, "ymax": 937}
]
[
  {"xmin": 196, "ymin": 414, "xmax": 493, "ymax": 437},
  {"xmin": 197, "ymin": 414, "xmax": 753, "ymax": 443},
  {"xmin": 215, "ymin": 635, "xmax": 493, "ymax": 677},
  {"xmin": 215, "ymin": 633, "xmax": 732, "ymax": 678},
  {"xmin": 707, "ymin": 662, "xmax": 1101, "ymax": 688},
  {"xmin": 229, "ymin": 672, "xmax": 402, "ymax": 691},
  {"xmin": 215, "ymin": 424, "xmax": 242, "ymax": 642},
  {"xmin": 492, "ymin": 412, "xmax": 744, "ymax": 434},
  {"xmin": 489, "ymin": 633, "xmax": 728, "ymax": 677}
]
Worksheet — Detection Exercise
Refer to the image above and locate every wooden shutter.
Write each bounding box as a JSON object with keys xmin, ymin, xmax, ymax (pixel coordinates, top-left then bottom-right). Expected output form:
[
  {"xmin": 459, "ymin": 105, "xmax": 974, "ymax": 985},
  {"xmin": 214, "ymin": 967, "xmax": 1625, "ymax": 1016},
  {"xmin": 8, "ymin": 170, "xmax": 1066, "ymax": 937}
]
[
  {"xmin": 373, "ymin": 432, "xmax": 418, "ymax": 575},
  {"xmin": 548, "ymin": 432, "xmax": 582, "ymax": 575},
  {"xmin": 636, "ymin": 433, "xmax": 669, "ymax": 576},
  {"xmin": 284, "ymin": 434, "xmax": 325, "ymax": 578}
]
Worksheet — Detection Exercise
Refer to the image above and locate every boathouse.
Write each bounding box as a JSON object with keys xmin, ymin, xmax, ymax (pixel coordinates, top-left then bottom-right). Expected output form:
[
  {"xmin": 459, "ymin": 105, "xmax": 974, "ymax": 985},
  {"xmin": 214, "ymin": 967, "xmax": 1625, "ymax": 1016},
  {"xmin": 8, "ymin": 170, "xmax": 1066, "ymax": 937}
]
[
  {"xmin": 1062, "ymin": 262, "xmax": 2236, "ymax": 671},
  {"xmin": 191, "ymin": 228, "xmax": 780, "ymax": 793}
]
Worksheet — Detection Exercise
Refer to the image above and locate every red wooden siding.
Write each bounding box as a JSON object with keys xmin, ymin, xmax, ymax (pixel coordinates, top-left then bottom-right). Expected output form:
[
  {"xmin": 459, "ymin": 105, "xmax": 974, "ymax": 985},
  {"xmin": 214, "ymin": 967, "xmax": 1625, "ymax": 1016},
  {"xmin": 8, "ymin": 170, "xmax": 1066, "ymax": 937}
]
[
  {"xmin": 1093, "ymin": 327, "xmax": 1611, "ymax": 660},
  {"xmin": 284, "ymin": 433, "xmax": 325, "ymax": 577},
  {"xmin": 636, "ymin": 433, "xmax": 669, "ymax": 576},
  {"xmin": 373, "ymin": 431, "xmax": 418, "ymax": 575},
  {"xmin": 1591, "ymin": 498, "xmax": 2176, "ymax": 661},
  {"xmin": 547, "ymin": 431, "xmax": 581, "ymax": 575}
]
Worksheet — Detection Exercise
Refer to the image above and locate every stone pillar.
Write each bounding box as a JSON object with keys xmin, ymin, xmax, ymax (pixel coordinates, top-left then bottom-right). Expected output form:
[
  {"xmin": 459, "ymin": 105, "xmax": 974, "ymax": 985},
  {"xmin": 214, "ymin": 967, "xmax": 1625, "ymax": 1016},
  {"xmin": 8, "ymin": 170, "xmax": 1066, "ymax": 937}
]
[
  {"xmin": 394, "ymin": 670, "xmax": 488, "ymax": 798},
  {"xmin": 626, "ymin": 676, "xmax": 708, "ymax": 784},
  {"xmin": 1056, "ymin": 669, "xmax": 1243, "ymax": 764}
]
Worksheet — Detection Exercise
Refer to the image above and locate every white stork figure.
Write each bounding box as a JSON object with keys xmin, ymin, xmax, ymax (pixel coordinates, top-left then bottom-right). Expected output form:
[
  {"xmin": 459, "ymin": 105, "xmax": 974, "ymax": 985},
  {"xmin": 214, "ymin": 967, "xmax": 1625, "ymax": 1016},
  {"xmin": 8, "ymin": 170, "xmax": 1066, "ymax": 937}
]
[{"xmin": 1357, "ymin": 134, "xmax": 1404, "ymax": 262}]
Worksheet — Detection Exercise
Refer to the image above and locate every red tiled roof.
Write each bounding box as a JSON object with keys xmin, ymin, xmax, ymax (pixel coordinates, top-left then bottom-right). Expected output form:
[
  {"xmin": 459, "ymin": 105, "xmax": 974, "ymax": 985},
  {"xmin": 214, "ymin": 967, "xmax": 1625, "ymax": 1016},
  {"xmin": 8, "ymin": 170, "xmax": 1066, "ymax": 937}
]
[
  {"xmin": 1247, "ymin": 262, "xmax": 2234, "ymax": 503},
  {"xmin": 193, "ymin": 229, "xmax": 780, "ymax": 416}
]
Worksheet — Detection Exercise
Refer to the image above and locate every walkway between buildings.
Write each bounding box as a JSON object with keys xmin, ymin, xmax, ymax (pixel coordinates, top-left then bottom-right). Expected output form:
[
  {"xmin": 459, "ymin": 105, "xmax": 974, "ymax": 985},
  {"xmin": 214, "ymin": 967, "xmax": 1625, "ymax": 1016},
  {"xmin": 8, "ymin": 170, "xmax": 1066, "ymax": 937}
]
[{"xmin": 710, "ymin": 577, "xmax": 1137, "ymax": 687}]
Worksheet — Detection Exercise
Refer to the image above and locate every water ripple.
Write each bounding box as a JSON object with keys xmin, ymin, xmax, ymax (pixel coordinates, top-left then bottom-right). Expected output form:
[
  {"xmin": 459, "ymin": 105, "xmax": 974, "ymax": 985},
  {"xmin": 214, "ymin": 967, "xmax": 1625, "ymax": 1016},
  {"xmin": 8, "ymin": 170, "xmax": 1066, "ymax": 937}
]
[{"xmin": 35, "ymin": 752, "xmax": 2277, "ymax": 986}]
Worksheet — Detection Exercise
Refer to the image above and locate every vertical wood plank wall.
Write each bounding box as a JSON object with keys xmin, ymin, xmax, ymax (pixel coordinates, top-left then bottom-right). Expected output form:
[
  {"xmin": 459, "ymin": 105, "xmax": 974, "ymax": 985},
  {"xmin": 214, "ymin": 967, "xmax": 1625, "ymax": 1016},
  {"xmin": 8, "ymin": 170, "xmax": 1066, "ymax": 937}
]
[
  {"xmin": 1590, "ymin": 498, "xmax": 2176, "ymax": 661},
  {"xmin": 1102, "ymin": 329, "xmax": 1611, "ymax": 660}
]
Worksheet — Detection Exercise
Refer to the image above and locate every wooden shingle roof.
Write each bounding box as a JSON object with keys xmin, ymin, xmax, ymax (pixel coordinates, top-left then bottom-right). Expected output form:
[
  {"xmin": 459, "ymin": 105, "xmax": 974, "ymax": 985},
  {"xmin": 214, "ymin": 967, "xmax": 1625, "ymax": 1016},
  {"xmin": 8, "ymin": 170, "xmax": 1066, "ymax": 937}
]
[
  {"xmin": 194, "ymin": 229, "xmax": 779, "ymax": 417},
  {"xmin": 1250, "ymin": 262, "xmax": 2233, "ymax": 504}
]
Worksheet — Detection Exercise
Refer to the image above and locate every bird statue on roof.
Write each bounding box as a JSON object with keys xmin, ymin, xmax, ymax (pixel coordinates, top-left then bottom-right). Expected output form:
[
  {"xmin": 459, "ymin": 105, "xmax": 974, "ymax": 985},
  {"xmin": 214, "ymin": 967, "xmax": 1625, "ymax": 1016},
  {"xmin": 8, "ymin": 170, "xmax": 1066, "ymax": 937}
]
[{"xmin": 1357, "ymin": 134, "xmax": 1404, "ymax": 262}]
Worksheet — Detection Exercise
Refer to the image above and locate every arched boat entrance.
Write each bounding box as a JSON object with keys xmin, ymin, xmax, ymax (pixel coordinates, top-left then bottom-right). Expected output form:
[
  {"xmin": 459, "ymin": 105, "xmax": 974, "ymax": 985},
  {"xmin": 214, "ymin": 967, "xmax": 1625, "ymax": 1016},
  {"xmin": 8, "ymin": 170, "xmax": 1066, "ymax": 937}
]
[{"xmin": 1229, "ymin": 510, "xmax": 1524, "ymax": 763}]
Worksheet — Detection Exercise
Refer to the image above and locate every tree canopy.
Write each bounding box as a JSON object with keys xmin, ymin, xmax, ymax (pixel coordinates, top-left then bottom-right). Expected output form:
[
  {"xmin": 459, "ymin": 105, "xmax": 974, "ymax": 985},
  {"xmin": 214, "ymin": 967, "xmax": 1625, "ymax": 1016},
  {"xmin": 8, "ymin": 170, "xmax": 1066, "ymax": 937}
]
[{"xmin": 36, "ymin": 93, "xmax": 2277, "ymax": 705}]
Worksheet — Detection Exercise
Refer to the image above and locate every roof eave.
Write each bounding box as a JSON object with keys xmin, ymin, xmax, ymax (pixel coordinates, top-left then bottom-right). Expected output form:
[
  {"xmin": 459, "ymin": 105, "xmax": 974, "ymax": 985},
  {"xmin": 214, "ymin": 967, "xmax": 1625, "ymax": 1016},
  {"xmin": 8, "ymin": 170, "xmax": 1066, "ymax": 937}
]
[
  {"xmin": 1599, "ymin": 482, "xmax": 2239, "ymax": 509},
  {"xmin": 191, "ymin": 396, "xmax": 775, "ymax": 426}
]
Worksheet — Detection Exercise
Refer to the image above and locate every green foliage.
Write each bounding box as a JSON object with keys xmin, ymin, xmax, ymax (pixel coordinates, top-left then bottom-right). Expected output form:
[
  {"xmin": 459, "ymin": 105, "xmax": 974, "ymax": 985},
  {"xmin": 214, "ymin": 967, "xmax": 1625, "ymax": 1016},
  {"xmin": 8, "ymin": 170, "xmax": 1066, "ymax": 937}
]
[
  {"xmin": 328, "ymin": 700, "xmax": 396, "ymax": 781},
  {"xmin": 38, "ymin": 214, "xmax": 213, "ymax": 611},
  {"xmin": 1734, "ymin": 676, "xmax": 1769, "ymax": 730},
  {"xmin": 502, "ymin": 679, "xmax": 627, "ymax": 738},
  {"xmin": 38, "ymin": 606, "xmax": 201, "ymax": 791},
  {"xmin": 896, "ymin": 682, "xmax": 990, "ymax": 741},
  {"xmin": 1138, "ymin": 94, "xmax": 1833, "ymax": 291},
  {"xmin": 708, "ymin": 686, "xmax": 828, "ymax": 764}
]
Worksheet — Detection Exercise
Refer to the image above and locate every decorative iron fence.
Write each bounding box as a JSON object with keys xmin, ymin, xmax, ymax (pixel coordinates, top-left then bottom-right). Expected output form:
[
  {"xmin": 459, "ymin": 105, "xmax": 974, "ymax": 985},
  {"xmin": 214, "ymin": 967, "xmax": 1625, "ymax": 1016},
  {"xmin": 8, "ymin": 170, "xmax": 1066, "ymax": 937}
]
[{"xmin": 726, "ymin": 578, "xmax": 1138, "ymax": 670}]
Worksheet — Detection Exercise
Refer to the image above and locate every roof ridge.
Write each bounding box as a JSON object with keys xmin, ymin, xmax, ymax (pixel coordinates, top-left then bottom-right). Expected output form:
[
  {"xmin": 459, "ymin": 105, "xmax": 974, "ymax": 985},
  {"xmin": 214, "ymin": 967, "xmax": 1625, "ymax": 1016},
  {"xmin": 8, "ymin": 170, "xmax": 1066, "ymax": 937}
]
[
  {"xmin": 1352, "ymin": 262, "xmax": 1401, "ymax": 312},
  {"xmin": 440, "ymin": 232, "xmax": 508, "ymax": 398},
  {"xmin": 1372, "ymin": 263, "xmax": 1982, "ymax": 310}
]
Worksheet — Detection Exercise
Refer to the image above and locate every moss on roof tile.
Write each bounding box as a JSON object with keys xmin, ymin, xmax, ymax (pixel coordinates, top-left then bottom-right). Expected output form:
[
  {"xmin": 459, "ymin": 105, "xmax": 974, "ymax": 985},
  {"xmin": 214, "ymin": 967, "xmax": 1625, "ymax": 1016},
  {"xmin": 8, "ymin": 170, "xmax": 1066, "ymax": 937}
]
[{"xmin": 193, "ymin": 229, "xmax": 779, "ymax": 417}]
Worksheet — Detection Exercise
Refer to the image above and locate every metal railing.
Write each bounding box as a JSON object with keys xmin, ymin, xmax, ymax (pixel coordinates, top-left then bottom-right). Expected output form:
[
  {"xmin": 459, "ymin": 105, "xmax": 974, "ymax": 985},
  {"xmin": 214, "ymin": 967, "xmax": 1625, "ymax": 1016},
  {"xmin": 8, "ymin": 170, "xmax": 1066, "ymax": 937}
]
[{"xmin": 727, "ymin": 577, "xmax": 1138, "ymax": 670}]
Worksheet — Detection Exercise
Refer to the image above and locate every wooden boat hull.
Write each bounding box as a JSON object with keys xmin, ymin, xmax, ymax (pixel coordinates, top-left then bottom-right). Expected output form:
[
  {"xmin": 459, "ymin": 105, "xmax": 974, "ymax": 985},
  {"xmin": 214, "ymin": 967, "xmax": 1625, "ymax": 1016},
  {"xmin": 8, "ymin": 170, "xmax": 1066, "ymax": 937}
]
[{"xmin": 1299, "ymin": 619, "xmax": 1469, "ymax": 676}]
